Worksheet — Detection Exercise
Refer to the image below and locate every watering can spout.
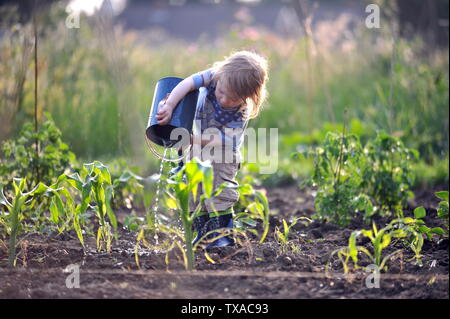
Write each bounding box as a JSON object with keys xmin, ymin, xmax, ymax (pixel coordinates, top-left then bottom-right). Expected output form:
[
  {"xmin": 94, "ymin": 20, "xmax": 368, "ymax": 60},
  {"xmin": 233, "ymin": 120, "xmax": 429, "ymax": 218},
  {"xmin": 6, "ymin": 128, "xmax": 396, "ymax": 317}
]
[{"xmin": 146, "ymin": 77, "xmax": 199, "ymax": 148}]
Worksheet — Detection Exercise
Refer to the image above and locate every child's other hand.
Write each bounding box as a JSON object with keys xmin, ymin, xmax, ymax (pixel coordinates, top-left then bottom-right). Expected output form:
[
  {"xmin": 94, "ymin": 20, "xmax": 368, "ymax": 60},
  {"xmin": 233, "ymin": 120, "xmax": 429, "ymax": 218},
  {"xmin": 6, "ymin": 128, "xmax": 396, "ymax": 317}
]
[{"xmin": 156, "ymin": 100, "xmax": 174, "ymax": 125}]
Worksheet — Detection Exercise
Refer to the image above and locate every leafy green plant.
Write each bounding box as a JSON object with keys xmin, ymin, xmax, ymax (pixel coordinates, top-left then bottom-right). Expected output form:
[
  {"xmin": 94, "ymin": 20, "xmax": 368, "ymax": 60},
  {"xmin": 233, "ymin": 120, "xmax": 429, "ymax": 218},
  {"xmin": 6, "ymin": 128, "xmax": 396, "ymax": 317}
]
[
  {"xmin": 59, "ymin": 161, "xmax": 118, "ymax": 252},
  {"xmin": 362, "ymin": 131, "xmax": 419, "ymax": 217},
  {"xmin": 134, "ymin": 158, "xmax": 215, "ymax": 270},
  {"xmin": 234, "ymin": 184, "xmax": 271, "ymax": 244},
  {"xmin": 0, "ymin": 115, "xmax": 77, "ymax": 191},
  {"xmin": 307, "ymin": 130, "xmax": 421, "ymax": 226},
  {"xmin": 310, "ymin": 131, "xmax": 374, "ymax": 226},
  {"xmin": 274, "ymin": 217, "xmax": 311, "ymax": 246},
  {"xmin": 108, "ymin": 159, "xmax": 145, "ymax": 209},
  {"xmin": 435, "ymin": 191, "xmax": 448, "ymax": 232},
  {"xmin": 123, "ymin": 213, "xmax": 144, "ymax": 232},
  {"xmin": 328, "ymin": 222, "xmax": 403, "ymax": 273},
  {"xmin": 329, "ymin": 208, "xmax": 445, "ymax": 273},
  {"xmin": 389, "ymin": 207, "xmax": 444, "ymax": 262},
  {"xmin": 273, "ymin": 217, "xmax": 311, "ymax": 254},
  {"xmin": 134, "ymin": 158, "xmax": 270, "ymax": 270},
  {"xmin": 0, "ymin": 178, "xmax": 65, "ymax": 266}
]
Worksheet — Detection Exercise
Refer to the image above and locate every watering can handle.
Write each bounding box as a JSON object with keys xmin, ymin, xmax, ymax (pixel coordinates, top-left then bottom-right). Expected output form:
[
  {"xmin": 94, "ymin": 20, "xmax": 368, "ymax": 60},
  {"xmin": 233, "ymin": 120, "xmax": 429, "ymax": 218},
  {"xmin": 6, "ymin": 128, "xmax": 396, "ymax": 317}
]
[{"xmin": 144, "ymin": 132, "xmax": 192, "ymax": 162}]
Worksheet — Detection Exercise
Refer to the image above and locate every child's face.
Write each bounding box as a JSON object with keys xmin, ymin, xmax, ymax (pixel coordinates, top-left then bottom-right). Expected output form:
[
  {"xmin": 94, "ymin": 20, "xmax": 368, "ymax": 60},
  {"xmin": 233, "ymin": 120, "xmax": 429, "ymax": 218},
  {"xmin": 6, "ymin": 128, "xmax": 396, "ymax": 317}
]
[{"xmin": 215, "ymin": 79, "xmax": 243, "ymax": 109}]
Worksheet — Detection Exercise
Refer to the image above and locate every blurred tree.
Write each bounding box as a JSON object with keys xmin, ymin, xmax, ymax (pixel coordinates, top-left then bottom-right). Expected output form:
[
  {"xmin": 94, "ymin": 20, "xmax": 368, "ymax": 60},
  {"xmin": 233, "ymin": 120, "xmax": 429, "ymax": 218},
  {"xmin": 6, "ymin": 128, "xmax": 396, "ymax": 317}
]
[{"xmin": 397, "ymin": 0, "xmax": 449, "ymax": 48}]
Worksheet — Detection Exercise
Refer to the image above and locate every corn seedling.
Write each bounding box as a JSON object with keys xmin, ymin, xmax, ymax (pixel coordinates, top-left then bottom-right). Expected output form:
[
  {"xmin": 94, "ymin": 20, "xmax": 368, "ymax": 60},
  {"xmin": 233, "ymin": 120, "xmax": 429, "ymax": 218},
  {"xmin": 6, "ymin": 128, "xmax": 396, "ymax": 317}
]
[
  {"xmin": 135, "ymin": 157, "xmax": 217, "ymax": 271},
  {"xmin": 274, "ymin": 217, "xmax": 311, "ymax": 246},
  {"xmin": 235, "ymin": 184, "xmax": 271, "ymax": 244},
  {"xmin": 273, "ymin": 217, "xmax": 311, "ymax": 255},
  {"xmin": 135, "ymin": 158, "xmax": 267, "ymax": 270},
  {"xmin": 328, "ymin": 222, "xmax": 403, "ymax": 274},
  {"xmin": 0, "ymin": 178, "xmax": 64, "ymax": 266},
  {"xmin": 328, "ymin": 206, "xmax": 445, "ymax": 273},
  {"xmin": 62, "ymin": 161, "xmax": 117, "ymax": 252}
]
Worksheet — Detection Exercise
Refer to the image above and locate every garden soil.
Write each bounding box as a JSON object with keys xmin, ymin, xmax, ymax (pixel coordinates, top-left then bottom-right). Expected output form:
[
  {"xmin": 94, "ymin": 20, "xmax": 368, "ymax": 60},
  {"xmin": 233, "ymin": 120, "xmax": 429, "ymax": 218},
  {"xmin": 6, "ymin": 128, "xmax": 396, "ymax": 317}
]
[{"xmin": 0, "ymin": 184, "xmax": 448, "ymax": 299}]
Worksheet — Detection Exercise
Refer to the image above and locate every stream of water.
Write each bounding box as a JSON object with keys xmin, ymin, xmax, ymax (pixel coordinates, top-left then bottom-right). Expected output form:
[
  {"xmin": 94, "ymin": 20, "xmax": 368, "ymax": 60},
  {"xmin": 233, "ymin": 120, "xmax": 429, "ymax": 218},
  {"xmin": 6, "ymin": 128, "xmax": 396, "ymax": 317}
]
[{"xmin": 152, "ymin": 147, "xmax": 168, "ymax": 245}]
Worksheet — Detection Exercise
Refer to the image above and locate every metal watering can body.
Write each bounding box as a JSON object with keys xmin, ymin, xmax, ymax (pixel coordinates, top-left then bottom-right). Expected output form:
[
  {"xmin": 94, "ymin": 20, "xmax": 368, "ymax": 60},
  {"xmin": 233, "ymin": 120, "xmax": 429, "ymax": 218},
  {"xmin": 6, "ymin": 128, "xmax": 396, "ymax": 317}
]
[{"xmin": 146, "ymin": 77, "xmax": 200, "ymax": 147}]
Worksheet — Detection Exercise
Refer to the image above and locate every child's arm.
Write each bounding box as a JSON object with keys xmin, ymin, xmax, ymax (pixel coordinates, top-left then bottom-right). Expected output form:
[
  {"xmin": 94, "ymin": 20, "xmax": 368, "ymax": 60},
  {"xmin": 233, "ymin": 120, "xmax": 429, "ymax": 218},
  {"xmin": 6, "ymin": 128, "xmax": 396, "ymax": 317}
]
[
  {"xmin": 156, "ymin": 77, "xmax": 195, "ymax": 125},
  {"xmin": 156, "ymin": 69, "xmax": 213, "ymax": 125}
]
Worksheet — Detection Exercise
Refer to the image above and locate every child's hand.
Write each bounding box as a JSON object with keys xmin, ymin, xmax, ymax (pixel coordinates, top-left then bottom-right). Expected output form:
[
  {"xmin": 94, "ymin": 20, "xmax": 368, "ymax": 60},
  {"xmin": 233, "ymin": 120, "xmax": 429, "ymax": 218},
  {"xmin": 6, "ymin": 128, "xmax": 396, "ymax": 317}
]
[{"xmin": 156, "ymin": 99, "xmax": 174, "ymax": 125}]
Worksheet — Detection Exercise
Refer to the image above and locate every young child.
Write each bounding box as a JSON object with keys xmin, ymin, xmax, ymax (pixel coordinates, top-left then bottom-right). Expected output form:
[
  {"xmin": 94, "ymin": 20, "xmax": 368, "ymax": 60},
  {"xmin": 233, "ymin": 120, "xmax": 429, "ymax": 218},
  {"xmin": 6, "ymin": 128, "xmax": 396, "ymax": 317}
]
[{"xmin": 156, "ymin": 50, "xmax": 268, "ymax": 247}]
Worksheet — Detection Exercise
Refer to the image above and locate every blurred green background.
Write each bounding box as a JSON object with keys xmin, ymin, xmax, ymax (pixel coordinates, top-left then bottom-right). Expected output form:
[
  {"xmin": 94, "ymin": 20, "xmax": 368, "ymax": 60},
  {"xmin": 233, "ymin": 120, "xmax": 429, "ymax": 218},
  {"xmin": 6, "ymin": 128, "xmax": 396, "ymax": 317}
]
[{"xmin": 0, "ymin": 0, "xmax": 448, "ymax": 189}]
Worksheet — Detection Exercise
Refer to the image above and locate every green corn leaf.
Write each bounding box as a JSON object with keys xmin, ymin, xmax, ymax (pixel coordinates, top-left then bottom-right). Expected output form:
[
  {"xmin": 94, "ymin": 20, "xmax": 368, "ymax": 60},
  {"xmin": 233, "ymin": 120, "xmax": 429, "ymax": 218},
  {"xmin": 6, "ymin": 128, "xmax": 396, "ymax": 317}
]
[
  {"xmin": 202, "ymin": 166, "xmax": 214, "ymax": 198},
  {"xmin": 415, "ymin": 235, "xmax": 424, "ymax": 255},
  {"xmin": 185, "ymin": 162, "xmax": 203, "ymax": 200},
  {"xmin": 50, "ymin": 198, "xmax": 59, "ymax": 224},
  {"xmin": 255, "ymin": 191, "xmax": 270, "ymax": 244},
  {"xmin": 241, "ymin": 217, "xmax": 257, "ymax": 227},
  {"xmin": 348, "ymin": 232, "xmax": 358, "ymax": 263},
  {"xmin": 283, "ymin": 219, "xmax": 289, "ymax": 237},
  {"xmin": 55, "ymin": 173, "xmax": 68, "ymax": 187},
  {"xmin": 73, "ymin": 215, "xmax": 84, "ymax": 246},
  {"xmin": 54, "ymin": 193, "xmax": 66, "ymax": 219},
  {"xmin": 238, "ymin": 184, "xmax": 254, "ymax": 196},
  {"xmin": 361, "ymin": 229, "xmax": 373, "ymax": 241},
  {"xmin": 66, "ymin": 173, "xmax": 84, "ymax": 191},
  {"xmin": 177, "ymin": 184, "xmax": 189, "ymax": 213},
  {"xmin": 77, "ymin": 178, "xmax": 92, "ymax": 215},
  {"xmin": 0, "ymin": 184, "xmax": 12, "ymax": 208},
  {"xmin": 105, "ymin": 186, "xmax": 118, "ymax": 238},
  {"xmin": 96, "ymin": 227, "xmax": 102, "ymax": 251},
  {"xmin": 28, "ymin": 182, "xmax": 49, "ymax": 197},
  {"xmin": 59, "ymin": 188, "xmax": 74, "ymax": 208},
  {"xmin": 97, "ymin": 162, "xmax": 112, "ymax": 185},
  {"xmin": 115, "ymin": 170, "xmax": 144, "ymax": 185},
  {"xmin": 380, "ymin": 234, "xmax": 391, "ymax": 249},
  {"xmin": 12, "ymin": 178, "xmax": 24, "ymax": 196},
  {"xmin": 165, "ymin": 197, "xmax": 178, "ymax": 209},
  {"xmin": 96, "ymin": 184, "xmax": 107, "ymax": 217},
  {"xmin": 113, "ymin": 172, "xmax": 131, "ymax": 188},
  {"xmin": 372, "ymin": 222, "xmax": 378, "ymax": 237}
]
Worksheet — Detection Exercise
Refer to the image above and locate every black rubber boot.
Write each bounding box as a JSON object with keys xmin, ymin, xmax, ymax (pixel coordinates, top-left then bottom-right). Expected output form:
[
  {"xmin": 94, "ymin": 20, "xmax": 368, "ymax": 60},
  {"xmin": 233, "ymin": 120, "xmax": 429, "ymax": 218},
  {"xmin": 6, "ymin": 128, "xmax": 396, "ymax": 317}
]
[
  {"xmin": 192, "ymin": 214, "xmax": 210, "ymax": 245},
  {"xmin": 206, "ymin": 213, "xmax": 235, "ymax": 248}
]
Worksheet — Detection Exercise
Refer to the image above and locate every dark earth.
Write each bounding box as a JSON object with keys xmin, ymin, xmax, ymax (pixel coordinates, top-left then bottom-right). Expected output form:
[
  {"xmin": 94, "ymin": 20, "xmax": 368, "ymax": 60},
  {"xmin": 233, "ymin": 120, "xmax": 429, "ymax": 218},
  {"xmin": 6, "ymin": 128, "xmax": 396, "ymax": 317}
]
[{"xmin": 0, "ymin": 183, "xmax": 448, "ymax": 299}]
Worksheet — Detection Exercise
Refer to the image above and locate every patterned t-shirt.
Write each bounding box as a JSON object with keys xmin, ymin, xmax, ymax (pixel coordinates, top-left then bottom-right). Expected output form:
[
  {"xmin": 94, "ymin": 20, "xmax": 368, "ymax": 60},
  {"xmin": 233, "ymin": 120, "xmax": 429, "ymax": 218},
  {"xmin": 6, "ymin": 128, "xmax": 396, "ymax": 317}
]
[{"xmin": 192, "ymin": 68, "xmax": 248, "ymax": 161}]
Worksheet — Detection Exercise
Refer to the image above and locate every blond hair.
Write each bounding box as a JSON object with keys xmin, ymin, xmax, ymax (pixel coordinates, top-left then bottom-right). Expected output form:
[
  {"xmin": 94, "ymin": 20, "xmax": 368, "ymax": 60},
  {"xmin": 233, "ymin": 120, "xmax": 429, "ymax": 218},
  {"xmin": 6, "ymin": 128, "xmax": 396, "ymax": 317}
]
[{"xmin": 212, "ymin": 50, "xmax": 268, "ymax": 119}]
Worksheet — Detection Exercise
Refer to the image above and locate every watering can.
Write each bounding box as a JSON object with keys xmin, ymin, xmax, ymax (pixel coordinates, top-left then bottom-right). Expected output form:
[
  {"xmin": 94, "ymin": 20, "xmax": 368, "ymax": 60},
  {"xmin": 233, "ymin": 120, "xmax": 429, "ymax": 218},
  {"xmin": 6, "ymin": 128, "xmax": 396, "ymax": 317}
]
[{"xmin": 145, "ymin": 77, "xmax": 203, "ymax": 161}]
